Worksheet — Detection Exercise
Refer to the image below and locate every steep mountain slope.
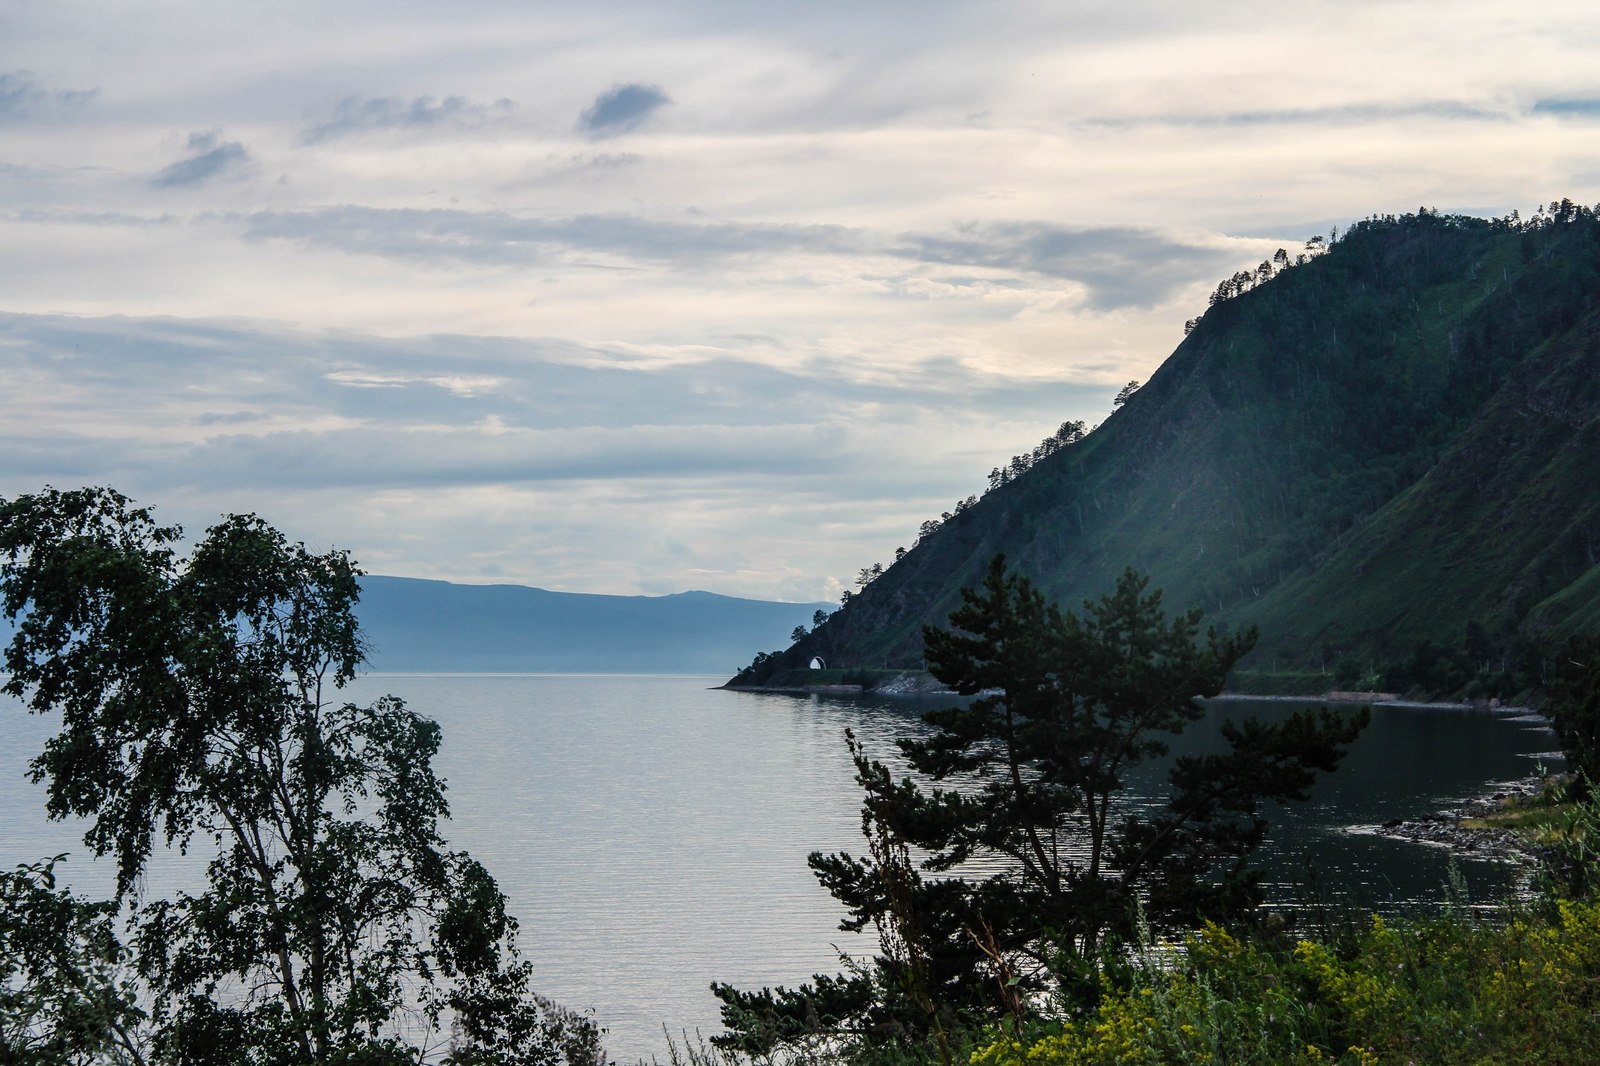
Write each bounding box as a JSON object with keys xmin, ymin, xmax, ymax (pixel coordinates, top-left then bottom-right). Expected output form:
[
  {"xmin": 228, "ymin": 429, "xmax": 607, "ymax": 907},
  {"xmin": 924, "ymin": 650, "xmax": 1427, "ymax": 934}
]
[
  {"xmin": 357, "ymin": 576, "xmax": 832, "ymax": 673},
  {"xmin": 748, "ymin": 206, "xmax": 1600, "ymax": 686},
  {"xmin": 1245, "ymin": 298, "xmax": 1600, "ymax": 661}
]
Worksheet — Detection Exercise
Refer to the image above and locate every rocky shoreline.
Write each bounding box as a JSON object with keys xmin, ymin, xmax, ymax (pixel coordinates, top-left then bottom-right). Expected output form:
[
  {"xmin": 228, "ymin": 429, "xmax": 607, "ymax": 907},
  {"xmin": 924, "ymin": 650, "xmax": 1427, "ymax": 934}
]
[
  {"xmin": 723, "ymin": 678, "xmax": 1531, "ymax": 713},
  {"xmin": 1371, "ymin": 776, "xmax": 1551, "ymax": 865}
]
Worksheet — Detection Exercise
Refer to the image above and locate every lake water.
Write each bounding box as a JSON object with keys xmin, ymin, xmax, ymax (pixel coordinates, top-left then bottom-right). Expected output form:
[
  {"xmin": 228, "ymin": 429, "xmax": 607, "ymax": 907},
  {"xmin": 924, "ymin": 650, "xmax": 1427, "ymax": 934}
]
[{"xmin": 0, "ymin": 675, "xmax": 1562, "ymax": 1061}]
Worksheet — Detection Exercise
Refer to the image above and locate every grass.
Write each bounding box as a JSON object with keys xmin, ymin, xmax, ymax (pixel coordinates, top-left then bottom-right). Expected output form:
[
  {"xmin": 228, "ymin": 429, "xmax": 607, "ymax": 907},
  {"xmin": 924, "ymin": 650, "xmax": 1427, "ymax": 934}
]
[
  {"xmin": 1458, "ymin": 780, "xmax": 1584, "ymax": 844},
  {"xmin": 1460, "ymin": 803, "xmax": 1573, "ymax": 839}
]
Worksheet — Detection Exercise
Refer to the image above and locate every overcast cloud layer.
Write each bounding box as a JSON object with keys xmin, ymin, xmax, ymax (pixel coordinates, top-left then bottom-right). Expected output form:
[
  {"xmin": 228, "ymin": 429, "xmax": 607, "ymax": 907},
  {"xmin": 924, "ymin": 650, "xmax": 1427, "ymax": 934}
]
[{"xmin": 4, "ymin": 1, "xmax": 1599, "ymax": 601}]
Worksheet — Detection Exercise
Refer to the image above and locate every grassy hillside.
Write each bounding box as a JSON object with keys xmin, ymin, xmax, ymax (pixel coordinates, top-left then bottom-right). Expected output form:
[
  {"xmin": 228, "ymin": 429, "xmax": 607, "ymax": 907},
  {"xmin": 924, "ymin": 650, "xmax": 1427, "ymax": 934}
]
[{"xmin": 742, "ymin": 204, "xmax": 1600, "ymax": 690}]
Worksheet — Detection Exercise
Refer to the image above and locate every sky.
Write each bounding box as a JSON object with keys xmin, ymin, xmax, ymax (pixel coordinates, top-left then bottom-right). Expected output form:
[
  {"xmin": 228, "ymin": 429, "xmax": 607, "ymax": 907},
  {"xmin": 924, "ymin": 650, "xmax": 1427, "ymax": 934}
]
[{"xmin": 4, "ymin": 1, "xmax": 1599, "ymax": 603}]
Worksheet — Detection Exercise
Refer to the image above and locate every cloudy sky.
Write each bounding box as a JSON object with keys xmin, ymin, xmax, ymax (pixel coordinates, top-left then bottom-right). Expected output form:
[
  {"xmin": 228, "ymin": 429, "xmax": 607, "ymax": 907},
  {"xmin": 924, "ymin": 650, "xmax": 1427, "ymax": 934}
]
[{"xmin": 4, "ymin": 1, "xmax": 1598, "ymax": 602}]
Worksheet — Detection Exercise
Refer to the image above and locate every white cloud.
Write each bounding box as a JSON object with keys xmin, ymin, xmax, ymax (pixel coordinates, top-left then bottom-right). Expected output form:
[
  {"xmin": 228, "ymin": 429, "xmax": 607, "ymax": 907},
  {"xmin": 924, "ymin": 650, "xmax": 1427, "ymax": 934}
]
[
  {"xmin": 3, "ymin": 0, "xmax": 1600, "ymax": 597},
  {"xmin": 0, "ymin": 311, "xmax": 1112, "ymax": 598}
]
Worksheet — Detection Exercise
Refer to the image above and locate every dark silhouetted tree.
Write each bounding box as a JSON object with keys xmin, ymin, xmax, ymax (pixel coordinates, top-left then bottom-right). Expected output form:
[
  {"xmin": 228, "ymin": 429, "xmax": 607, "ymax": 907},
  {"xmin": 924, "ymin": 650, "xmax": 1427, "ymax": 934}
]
[
  {"xmin": 715, "ymin": 556, "xmax": 1367, "ymax": 1051},
  {"xmin": 1548, "ymin": 635, "xmax": 1600, "ymax": 797},
  {"xmin": 0, "ymin": 856, "xmax": 143, "ymax": 1065},
  {"xmin": 0, "ymin": 487, "xmax": 589, "ymax": 1066}
]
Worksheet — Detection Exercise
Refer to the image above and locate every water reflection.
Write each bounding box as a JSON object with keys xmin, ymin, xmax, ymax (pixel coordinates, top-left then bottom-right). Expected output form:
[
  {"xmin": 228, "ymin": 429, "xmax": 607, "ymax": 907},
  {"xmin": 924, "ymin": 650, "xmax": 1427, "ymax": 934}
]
[{"xmin": 0, "ymin": 679, "xmax": 1561, "ymax": 1061}]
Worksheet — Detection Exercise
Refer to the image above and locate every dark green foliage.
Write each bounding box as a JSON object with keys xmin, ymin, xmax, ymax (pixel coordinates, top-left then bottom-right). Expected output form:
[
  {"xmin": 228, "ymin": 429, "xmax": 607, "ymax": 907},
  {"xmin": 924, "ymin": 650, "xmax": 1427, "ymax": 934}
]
[
  {"xmin": 900, "ymin": 558, "xmax": 1364, "ymax": 952},
  {"xmin": 1547, "ymin": 635, "xmax": 1600, "ymax": 795},
  {"xmin": 716, "ymin": 558, "xmax": 1366, "ymax": 1055},
  {"xmin": 794, "ymin": 788, "xmax": 1600, "ymax": 1066},
  {"xmin": 0, "ymin": 487, "xmax": 587, "ymax": 1065},
  {"xmin": 969, "ymin": 895, "xmax": 1600, "ymax": 1066},
  {"xmin": 1377, "ymin": 623, "xmax": 1543, "ymax": 700},
  {"xmin": 1, "ymin": 857, "xmax": 143, "ymax": 1064},
  {"xmin": 733, "ymin": 647, "xmax": 786, "ymax": 684},
  {"xmin": 798, "ymin": 205, "xmax": 1600, "ymax": 688},
  {"xmin": 710, "ymin": 971, "xmax": 880, "ymax": 1058}
]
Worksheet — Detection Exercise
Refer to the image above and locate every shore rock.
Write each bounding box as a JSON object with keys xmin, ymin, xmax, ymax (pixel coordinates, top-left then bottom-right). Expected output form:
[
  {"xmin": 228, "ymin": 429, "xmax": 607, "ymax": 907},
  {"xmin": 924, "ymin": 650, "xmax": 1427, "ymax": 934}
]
[{"xmin": 1373, "ymin": 778, "xmax": 1547, "ymax": 864}]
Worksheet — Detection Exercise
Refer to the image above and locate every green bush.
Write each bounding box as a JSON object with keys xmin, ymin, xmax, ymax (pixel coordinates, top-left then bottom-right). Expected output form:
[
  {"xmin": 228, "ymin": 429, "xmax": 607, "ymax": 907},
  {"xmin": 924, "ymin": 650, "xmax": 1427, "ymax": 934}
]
[{"xmin": 968, "ymin": 901, "xmax": 1600, "ymax": 1066}]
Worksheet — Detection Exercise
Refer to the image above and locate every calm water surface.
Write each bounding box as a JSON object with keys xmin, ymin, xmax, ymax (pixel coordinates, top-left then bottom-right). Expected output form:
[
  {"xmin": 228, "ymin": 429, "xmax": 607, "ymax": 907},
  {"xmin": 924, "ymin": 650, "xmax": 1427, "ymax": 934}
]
[{"xmin": 0, "ymin": 676, "xmax": 1561, "ymax": 1061}]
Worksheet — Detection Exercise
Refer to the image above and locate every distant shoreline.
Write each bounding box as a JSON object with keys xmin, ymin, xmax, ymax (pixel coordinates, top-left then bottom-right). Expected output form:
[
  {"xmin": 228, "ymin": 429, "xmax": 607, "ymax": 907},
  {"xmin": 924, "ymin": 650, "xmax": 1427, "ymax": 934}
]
[{"xmin": 719, "ymin": 678, "xmax": 1539, "ymax": 716}]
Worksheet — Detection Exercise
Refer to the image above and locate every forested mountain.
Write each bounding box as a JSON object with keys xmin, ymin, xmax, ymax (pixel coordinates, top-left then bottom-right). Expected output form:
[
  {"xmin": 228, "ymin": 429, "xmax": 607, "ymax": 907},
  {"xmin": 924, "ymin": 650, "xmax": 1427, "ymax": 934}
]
[
  {"xmin": 741, "ymin": 203, "xmax": 1600, "ymax": 693},
  {"xmin": 357, "ymin": 576, "xmax": 833, "ymax": 673}
]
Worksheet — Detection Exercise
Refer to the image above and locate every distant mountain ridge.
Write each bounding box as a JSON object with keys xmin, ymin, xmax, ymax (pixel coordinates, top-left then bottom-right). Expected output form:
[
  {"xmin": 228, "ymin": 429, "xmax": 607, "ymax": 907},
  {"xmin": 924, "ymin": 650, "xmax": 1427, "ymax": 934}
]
[
  {"xmin": 745, "ymin": 204, "xmax": 1600, "ymax": 690},
  {"xmin": 357, "ymin": 576, "xmax": 833, "ymax": 674}
]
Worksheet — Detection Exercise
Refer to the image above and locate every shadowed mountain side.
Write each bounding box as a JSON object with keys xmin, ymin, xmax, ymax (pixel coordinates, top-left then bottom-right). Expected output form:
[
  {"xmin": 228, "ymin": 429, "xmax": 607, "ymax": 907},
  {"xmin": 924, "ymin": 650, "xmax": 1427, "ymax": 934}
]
[
  {"xmin": 1245, "ymin": 297, "xmax": 1600, "ymax": 657},
  {"xmin": 747, "ymin": 206, "xmax": 1600, "ymax": 686},
  {"xmin": 357, "ymin": 576, "xmax": 833, "ymax": 674}
]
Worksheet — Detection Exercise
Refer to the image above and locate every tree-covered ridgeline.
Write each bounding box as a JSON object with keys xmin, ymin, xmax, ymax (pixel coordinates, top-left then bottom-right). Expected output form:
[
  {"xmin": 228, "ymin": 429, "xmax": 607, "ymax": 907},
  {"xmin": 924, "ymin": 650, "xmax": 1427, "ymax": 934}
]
[
  {"xmin": 742, "ymin": 201, "xmax": 1600, "ymax": 694},
  {"xmin": 816, "ymin": 218, "xmax": 1336, "ymax": 612},
  {"xmin": 0, "ymin": 487, "xmax": 600, "ymax": 1066}
]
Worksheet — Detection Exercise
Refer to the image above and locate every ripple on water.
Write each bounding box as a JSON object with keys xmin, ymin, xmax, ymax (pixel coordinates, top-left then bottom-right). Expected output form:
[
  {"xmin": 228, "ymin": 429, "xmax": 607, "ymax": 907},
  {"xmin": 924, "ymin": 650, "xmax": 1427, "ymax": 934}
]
[{"xmin": 0, "ymin": 679, "xmax": 1561, "ymax": 1062}]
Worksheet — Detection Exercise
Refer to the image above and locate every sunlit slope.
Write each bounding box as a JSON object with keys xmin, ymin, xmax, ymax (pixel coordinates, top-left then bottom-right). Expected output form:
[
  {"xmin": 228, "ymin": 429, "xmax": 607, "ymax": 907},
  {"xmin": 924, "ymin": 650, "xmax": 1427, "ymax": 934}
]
[{"xmin": 769, "ymin": 209, "xmax": 1600, "ymax": 679}]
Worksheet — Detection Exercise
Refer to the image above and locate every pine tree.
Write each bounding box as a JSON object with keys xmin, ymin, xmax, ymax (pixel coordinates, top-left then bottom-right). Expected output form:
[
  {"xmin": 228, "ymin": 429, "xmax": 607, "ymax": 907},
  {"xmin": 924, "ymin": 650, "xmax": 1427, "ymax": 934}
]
[{"xmin": 716, "ymin": 556, "xmax": 1368, "ymax": 1050}]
